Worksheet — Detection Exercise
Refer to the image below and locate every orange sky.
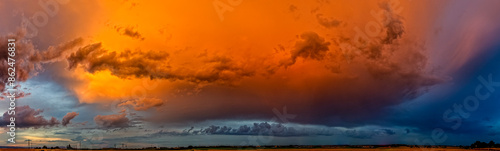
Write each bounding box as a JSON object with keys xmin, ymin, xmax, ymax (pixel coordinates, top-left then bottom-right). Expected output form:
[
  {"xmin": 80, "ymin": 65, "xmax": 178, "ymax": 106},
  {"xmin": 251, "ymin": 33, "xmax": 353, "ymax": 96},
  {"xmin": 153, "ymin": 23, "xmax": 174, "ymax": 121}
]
[{"xmin": 48, "ymin": 0, "xmax": 440, "ymax": 104}]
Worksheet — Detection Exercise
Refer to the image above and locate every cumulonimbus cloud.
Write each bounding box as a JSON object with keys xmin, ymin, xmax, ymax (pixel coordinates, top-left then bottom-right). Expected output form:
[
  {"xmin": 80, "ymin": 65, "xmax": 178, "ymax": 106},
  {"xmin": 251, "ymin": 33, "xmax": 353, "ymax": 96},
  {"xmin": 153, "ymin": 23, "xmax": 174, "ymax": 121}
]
[
  {"xmin": 141, "ymin": 1, "xmax": 446, "ymax": 127},
  {"xmin": 23, "ymin": 1, "xmax": 447, "ymax": 129}
]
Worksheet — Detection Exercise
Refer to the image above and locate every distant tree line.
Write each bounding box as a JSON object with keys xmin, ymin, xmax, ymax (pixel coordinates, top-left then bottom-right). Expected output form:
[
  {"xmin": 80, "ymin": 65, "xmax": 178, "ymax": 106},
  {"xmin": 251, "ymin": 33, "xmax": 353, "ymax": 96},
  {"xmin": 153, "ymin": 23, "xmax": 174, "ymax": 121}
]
[{"xmin": 471, "ymin": 140, "xmax": 500, "ymax": 148}]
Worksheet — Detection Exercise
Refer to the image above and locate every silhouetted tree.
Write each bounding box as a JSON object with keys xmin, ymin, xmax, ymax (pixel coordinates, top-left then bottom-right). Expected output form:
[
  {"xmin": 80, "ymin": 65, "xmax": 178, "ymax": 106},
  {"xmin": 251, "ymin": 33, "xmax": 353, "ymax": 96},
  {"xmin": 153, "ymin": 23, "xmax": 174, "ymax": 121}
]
[
  {"xmin": 489, "ymin": 141, "xmax": 495, "ymax": 147},
  {"xmin": 471, "ymin": 140, "xmax": 497, "ymax": 148}
]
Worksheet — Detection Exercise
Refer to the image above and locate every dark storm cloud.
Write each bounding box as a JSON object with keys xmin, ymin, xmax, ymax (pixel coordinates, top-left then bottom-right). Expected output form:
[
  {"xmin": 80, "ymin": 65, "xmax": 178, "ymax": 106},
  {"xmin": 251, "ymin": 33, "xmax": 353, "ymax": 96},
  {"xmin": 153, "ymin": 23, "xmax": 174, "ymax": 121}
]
[
  {"xmin": 0, "ymin": 105, "xmax": 59, "ymax": 128},
  {"xmin": 135, "ymin": 122, "xmax": 401, "ymax": 140},
  {"xmin": 62, "ymin": 112, "xmax": 79, "ymax": 126}
]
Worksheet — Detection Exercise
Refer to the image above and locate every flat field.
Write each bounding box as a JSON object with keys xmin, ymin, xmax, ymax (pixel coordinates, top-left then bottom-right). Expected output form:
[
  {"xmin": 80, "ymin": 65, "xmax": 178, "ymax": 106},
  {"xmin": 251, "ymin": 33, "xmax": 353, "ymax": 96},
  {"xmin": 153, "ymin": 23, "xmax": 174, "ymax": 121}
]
[{"xmin": 3, "ymin": 148, "xmax": 500, "ymax": 151}]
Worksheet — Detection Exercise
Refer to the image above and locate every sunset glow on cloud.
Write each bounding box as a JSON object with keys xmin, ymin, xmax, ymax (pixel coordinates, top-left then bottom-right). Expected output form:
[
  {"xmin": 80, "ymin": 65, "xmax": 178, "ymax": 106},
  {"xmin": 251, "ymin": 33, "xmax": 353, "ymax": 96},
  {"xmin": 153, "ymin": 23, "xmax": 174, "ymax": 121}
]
[{"xmin": 1, "ymin": 0, "xmax": 500, "ymax": 148}]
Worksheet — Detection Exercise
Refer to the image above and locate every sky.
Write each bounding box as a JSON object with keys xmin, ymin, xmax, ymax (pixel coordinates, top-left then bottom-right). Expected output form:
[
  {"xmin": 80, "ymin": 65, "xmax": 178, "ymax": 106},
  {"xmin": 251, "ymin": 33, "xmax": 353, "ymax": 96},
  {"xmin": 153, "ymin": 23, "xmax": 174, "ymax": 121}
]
[{"xmin": 1, "ymin": 0, "xmax": 500, "ymax": 148}]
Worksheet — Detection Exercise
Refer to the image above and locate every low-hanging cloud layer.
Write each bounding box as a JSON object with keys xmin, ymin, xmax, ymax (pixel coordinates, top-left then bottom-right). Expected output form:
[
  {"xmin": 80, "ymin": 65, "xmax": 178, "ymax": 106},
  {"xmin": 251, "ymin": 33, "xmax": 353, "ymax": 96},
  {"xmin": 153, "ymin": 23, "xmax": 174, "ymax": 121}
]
[{"xmin": 145, "ymin": 122, "xmax": 398, "ymax": 138}]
